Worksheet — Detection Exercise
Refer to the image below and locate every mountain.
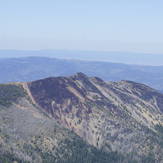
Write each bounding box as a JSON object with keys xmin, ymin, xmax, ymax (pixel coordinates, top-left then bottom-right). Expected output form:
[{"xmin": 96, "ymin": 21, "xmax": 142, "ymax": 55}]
[
  {"xmin": 0, "ymin": 57, "xmax": 163, "ymax": 90},
  {"xmin": 0, "ymin": 73, "xmax": 163, "ymax": 162},
  {"xmin": 1, "ymin": 49, "xmax": 163, "ymax": 65},
  {"xmin": 0, "ymin": 82, "xmax": 130, "ymax": 163}
]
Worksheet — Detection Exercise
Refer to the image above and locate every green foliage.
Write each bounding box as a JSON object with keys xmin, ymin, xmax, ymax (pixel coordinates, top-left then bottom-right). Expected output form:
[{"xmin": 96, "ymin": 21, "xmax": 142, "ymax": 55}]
[
  {"xmin": 0, "ymin": 138, "xmax": 157, "ymax": 163},
  {"xmin": 141, "ymin": 153, "xmax": 156, "ymax": 163},
  {"xmin": 155, "ymin": 124, "xmax": 163, "ymax": 134},
  {"xmin": 49, "ymin": 138, "xmax": 136, "ymax": 163},
  {"xmin": 0, "ymin": 84, "xmax": 25, "ymax": 106},
  {"xmin": 155, "ymin": 124, "xmax": 163, "ymax": 147},
  {"xmin": 26, "ymin": 136, "xmax": 137, "ymax": 163},
  {"xmin": 0, "ymin": 153, "xmax": 29, "ymax": 163},
  {"xmin": 39, "ymin": 137, "xmax": 159, "ymax": 163},
  {"xmin": 41, "ymin": 152, "xmax": 57, "ymax": 163}
]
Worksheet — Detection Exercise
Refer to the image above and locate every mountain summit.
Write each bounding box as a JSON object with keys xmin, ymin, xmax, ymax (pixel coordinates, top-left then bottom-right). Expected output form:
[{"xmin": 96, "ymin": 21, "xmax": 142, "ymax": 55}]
[{"xmin": 0, "ymin": 73, "xmax": 163, "ymax": 162}]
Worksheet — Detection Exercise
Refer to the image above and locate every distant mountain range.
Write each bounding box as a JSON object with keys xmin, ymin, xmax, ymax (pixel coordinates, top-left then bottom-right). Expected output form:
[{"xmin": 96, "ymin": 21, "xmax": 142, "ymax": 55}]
[
  {"xmin": 0, "ymin": 57, "xmax": 163, "ymax": 91},
  {"xmin": 0, "ymin": 49, "xmax": 163, "ymax": 65},
  {"xmin": 0, "ymin": 73, "xmax": 163, "ymax": 162}
]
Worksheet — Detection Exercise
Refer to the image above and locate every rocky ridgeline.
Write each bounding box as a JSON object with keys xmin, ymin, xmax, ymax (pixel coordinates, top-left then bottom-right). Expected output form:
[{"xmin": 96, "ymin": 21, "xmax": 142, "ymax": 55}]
[{"xmin": 0, "ymin": 73, "xmax": 163, "ymax": 162}]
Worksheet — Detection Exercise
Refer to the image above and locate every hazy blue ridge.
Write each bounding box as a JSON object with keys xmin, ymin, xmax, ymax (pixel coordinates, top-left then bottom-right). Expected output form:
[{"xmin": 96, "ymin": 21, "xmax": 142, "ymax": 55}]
[{"xmin": 0, "ymin": 56, "xmax": 163, "ymax": 91}]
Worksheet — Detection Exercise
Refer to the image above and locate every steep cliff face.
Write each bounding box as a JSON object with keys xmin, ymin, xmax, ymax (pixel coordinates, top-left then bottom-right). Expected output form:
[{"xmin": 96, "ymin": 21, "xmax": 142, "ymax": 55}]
[{"xmin": 27, "ymin": 73, "xmax": 163, "ymax": 161}]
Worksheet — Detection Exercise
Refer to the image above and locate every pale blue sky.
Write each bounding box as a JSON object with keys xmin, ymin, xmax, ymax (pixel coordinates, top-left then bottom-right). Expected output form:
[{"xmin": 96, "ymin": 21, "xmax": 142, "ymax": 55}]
[{"xmin": 1, "ymin": 0, "xmax": 163, "ymax": 53}]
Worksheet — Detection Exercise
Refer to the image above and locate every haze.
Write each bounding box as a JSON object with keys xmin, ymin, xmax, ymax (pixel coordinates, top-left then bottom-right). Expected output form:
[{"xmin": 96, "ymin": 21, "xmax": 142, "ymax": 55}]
[{"xmin": 1, "ymin": 0, "xmax": 163, "ymax": 54}]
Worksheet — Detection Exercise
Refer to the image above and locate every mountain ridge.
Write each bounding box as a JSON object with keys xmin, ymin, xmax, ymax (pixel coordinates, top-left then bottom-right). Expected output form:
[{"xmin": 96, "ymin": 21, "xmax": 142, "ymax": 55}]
[
  {"xmin": 1, "ymin": 49, "xmax": 163, "ymax": 65},
  {"xmin": 0, "ymin": 57, "xmax": 163, "ymax": 91},
  {"xmin": 27, "ymin": 73, "xmax": 163, "ymax": 159},
  {"xmin": 0, "ymin": 73, "xmax": 163, "ymax": 162}
]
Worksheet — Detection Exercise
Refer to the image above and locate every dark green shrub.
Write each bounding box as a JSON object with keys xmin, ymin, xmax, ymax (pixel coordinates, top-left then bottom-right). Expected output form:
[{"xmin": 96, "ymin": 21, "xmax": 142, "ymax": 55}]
[{"xmin": 0, "ymin": 84, "xmax": 25, "ymax": 106}]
